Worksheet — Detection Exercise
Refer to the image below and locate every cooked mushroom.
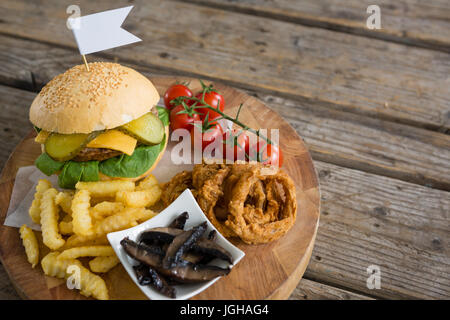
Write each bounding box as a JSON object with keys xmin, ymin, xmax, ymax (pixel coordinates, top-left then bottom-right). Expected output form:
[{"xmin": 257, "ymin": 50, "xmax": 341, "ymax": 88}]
[
  {"xmin": 133, "ymin": 263, "xmax": 176, "ymax": 298},
  {"xmin": 140, "ymin": 228, "xmax": 233, "ymax": 264},
  {"xmin": 121, "ymin": 237, "xmax": 230, "ymax": 284},
  {"xmin": 208, "ymin": 230, "xmax": 217, "ymax": 241},
  {"xmin": 139, "ymin": 227, "xmax": 182, "ymax": 244},
  {"xmin": 133, "ymin": 263, "xmax": 152, "ymax": 286},
  {"xmin": 147, "ymin": 267, "xmax": 176, "ymax": 298},
  {"xmin": 162, "ymin": 222, "xmax": 207, "ymax": 269},
  {"xmin": 168, "ymin": 211, "xmax": 189, "ymax": 229},
  {"xmin": 191, "ymin": 238, "xmax": 233, "ymax": 264}
]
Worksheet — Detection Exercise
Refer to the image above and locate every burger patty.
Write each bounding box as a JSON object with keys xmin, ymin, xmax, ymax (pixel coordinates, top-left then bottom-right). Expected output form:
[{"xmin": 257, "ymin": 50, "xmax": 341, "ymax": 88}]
[{"xmin": 71, "ymin": 148, "xmax": 123, "ymax": 162}]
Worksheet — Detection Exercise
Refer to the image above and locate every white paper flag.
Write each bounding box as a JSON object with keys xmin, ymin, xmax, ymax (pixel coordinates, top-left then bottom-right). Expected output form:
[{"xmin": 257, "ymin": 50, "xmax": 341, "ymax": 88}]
[{"xmin": 68, "ymin": 6, "xmax": 141, "ymax": 55}]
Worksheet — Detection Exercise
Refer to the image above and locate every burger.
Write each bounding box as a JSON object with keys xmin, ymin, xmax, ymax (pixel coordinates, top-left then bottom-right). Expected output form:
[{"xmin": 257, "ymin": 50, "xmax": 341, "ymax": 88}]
[{"xmin": 30, "ymin": 62, "xmax": 169, "ymax": 189}]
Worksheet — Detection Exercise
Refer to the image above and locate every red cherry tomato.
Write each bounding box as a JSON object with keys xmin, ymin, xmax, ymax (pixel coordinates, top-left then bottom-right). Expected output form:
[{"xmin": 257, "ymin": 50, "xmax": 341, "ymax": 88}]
[
  {"xmin": 164, "ymin": 84, "xmax": 193, "ymax": 110},
  {"xmin": 249, "ymin": 141, "xmax": 283, "ymax": 167},
  {"xmin": 194, "ymin": 91, "xmax": 225, "ymax": 120},
  {"xmin": 222, "ymin": 130, "xmax": 249, "ymax": 162},
  {"xmin": 169, "ymin": 104, "xmax": 201, "ymax": 131},
  {"xmin": 191, "ymin": 122, "xmax": 223, "ymax": 151}
]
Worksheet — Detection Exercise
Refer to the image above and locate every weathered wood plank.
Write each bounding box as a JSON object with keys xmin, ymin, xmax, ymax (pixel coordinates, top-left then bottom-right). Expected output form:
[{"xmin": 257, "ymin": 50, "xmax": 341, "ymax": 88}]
[
  {"xmin": 0, "ymin": 86, "xmax": 33, "ymax": 168},
  {"xmin": 0, "ymin": 35, "xmax": 449, "ymax": 190},
  {"xmin": 182, "ymin": 0, "xmax": 450, "ymax": 52},
  {"xmin": 255, "ymin": 92, "xmax": 450, "ymax": 190},
  {"xmin": 0, "ymin": 0, "xmax": 449, "ymax": 130},
  {"xmin": 0, "ymin": 263, "xmax": 20, "ymax": 300},
  {"xmin": 309, "ymin": 161, "xmax": 450, "ymax": 300},
  {"xmin": 290, "ymin": 278, "xmax": 373, "ymax": 300}
]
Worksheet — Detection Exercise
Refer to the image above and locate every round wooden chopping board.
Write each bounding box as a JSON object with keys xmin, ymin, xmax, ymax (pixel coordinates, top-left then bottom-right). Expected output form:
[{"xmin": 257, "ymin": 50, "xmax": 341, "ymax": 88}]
[{"xmin": 0, "ymin": 77, "xmax": 320, "ymax": 300}]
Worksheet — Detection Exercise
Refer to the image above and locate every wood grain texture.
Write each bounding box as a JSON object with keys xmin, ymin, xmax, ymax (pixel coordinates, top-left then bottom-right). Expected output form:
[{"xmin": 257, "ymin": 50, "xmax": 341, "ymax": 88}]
[
  {"xmin": 289, "ymin": 278, "xmax": 373, "ymax": 300},
  {"xmin": 309, "ymin": 161, "xmax": 450, "ymax": 300},
  {"xmin": 182, "ymin": 0, "xmax": 450, "ymax": 52},
  {"xmin": 0, "ymin": 263, "xmax": 20, "ymax": 300},
  {"xmin": 0, "ymin": 78, "xmax": 320, "ymax": 300},
  {"xmin": 0, "ymin": 0, "xmax": 449, "ymax": 130},
  {"xmin": 0, "ymin": 85, "xmax": 34, "ymax": 168}
]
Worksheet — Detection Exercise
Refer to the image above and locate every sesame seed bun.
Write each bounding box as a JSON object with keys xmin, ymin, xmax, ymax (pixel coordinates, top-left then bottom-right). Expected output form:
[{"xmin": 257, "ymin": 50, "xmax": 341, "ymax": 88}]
[{"xmin": 29, "ymin": 62, "xmax": 160, "ymax": 134}]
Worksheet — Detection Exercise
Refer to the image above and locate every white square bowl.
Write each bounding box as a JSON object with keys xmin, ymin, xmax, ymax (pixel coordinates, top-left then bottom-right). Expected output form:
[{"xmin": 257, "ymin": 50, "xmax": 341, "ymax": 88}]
[{"xmin": 107, "ymin": 189, "xmax": 245, "ymax": 300}]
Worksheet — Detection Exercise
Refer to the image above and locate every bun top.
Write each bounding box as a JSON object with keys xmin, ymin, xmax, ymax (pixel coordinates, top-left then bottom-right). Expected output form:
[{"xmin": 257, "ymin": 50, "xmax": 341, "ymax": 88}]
[{"xmin": 30, "ymin": 62, "xmax": 160, "ymax": 134}]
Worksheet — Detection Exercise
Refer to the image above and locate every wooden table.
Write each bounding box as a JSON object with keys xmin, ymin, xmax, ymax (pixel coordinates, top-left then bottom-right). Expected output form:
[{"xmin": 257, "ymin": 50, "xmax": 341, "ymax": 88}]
[{"xmin": 0, "ymin": 0, "xmax": 448, "ymax": 300}]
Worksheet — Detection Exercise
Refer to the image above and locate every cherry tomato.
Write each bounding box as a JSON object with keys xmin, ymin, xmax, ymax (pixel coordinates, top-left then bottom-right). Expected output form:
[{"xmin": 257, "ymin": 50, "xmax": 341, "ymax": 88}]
[
  {"xmin": 191, "ymin": 122, "xmax": 223, "ymax": 151},
  {"xmin": 194, "ymin": 91, "xmax": 225, "ymax": 120},
  {"xmin": 222, "ymin": 130, "xmax": 249, "ymax": 162},
  {"xmin": 169, "ymin": 104, "xmax": 201, "ymax": 131},
  {"xmin": 248, "ymin": 141, "xmax": 284, "ymax": 167},
  {"xmin": 164, "ymin": 84, "xmax": 193, "ymax": 110}
]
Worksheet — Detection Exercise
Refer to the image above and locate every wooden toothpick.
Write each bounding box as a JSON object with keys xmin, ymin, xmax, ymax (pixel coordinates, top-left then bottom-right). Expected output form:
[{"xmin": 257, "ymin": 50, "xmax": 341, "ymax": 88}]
[{"xmin": 82, "ymin": 54, "xmax": 90, "ymax": 71}]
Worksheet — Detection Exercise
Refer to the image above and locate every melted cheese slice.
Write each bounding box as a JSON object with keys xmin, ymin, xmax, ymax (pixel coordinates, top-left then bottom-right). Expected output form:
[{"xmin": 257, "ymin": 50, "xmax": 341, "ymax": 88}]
[
  {"xmin": 86, "ymin": 130, "xmax": 137, "ymax": 156},
  {"xmin": 35, "ymin": 130, "xmax": 50, "ymax": 144}
]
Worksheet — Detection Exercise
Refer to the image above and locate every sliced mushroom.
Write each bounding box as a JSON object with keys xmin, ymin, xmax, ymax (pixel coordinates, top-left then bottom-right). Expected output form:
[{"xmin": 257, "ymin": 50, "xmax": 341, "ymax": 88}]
[
  {"xmin": 168, "ymin": 263, "xmax": 230, "ymax": 283},
  {"xmin": 208, "ymin": 230, "xmax": 217, "ymax": 241},
  {"xmin": 140, "ymin": 228, "xmax": 233, "ymax": 264},
  {"xmin": 191, "ymin": 238, "xmax": 233, "ymax": 264},
  {"xmin": 162, "ymin": 222, "xmax": 207, "ymax": 269},
  {"xmin": 168, "ymin": 212, "xmax": 189, "ymax": 229},
  {"xmin": 147, "ymin": 267, "xmax": 176, "ymax": 298},
  {"xmin": 133, "ymin": 263, "xmax": 176, "ymax": 298},
  {"xmin": 133, "ymin": 263, "xmax": 152, "ymax": 286},
  {"xmin": 121, "ymin": 237, "xmax": 230, "ymax": 284},
  {"xmin": 139, "ymin": 227, "xmax": 182, "ymax": 244}
]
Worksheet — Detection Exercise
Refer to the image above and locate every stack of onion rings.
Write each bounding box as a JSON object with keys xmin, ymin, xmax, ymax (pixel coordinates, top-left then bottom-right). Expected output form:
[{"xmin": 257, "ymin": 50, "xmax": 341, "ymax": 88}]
[{"xmin": 161, "ymin": 162, "xmax": 297, "ymax": 244}]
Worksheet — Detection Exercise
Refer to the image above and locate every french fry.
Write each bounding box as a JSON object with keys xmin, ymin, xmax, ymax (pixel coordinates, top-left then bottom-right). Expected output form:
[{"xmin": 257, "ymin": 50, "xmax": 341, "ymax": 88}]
[
  {"xmin": 59, "ymin": 220, "xmax": 73, "ymax": 235},
  {"xmin": 41, "ymin": 252, "xmax": 108, "ymax": 300},
  {"xmin": 75, "ymin": 180, "xmax": 134, "ymax": 198},
  {"xmin": 41, "ymin": 252, "xmax": 81, "ymax": 279},
  {"xmin": 136, "ymin": 174, "xmax": 159, "ymax": 190},
  {"xmin": 40, "ymin": 188, "xmax": 65, "ymax": 250},
  {"xmin": 28, "ymin": 179, "xmax": 52, "ymax": 224},
  {"xmin": 77, "ymin": 264, "xmax": 109, "ymax": 300},
  {"xmin": 90, "ymin": 201, "xmax": 124, "ymax": 221},
  {"xmin": 136, "ymin": 209, "xmax": 157, "ymax": 223},
  {"xmin": 63, "ymin": 234, "xmax": 109, "ymax": 249},
  {"xmin": 94, "ymin": 207, "xmax": 153, "ymax": 236},
  {"xmin": 61, "ymin": 213, "xmax": 72, "ymax": 222},
  {"xmin": 71, "ymin": 189, "xmax": 94, "ymax": 236},
  {"xmin": 116, "ymin": 185, "xmax": 162, "ymax": 208},
  {"xmin": 58, "ymin": 245, "xmax": 115, "ymax": 260},
  {"xmin": 55, "ymin": 191, "xmax": 74, "ymax": 215},
  {"xmin": 19, "ymin": 225, "xmax": 39, "ymax": 268},
  {"xmin": 25, "ymin": 173, "xmax": 166, "ymax": 300},
  {"xmin": 89, "ymin": 255, "xmax": 120, "ymax": 273}
]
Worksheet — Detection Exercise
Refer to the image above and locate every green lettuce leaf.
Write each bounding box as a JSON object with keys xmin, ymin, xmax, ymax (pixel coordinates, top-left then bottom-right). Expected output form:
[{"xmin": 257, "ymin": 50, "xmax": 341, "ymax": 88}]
[
  {"xmin": 58, "ymin": 161, "xmax": 99, "ymax": 189},
  {"xmin": 35, "ymin": 152, "xmax": 65, "ymax": 176},
  {"xmin": 157, "ymin": 106, "xmax": 170, "ymax": 127},
  {"xmin": 99, "ymin": 143, "xmax": 162, "ymax": 178}
]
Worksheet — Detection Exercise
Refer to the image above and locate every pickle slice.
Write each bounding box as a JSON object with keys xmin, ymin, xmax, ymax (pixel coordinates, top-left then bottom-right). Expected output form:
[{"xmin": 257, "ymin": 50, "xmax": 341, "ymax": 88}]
[
  {"xmin": 44, "ymin": 132, "xmax": 100, "ymax": 161},
  {"xmin": 120, "ymin": 112, "xmax": 164, "ymax": 145}
]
